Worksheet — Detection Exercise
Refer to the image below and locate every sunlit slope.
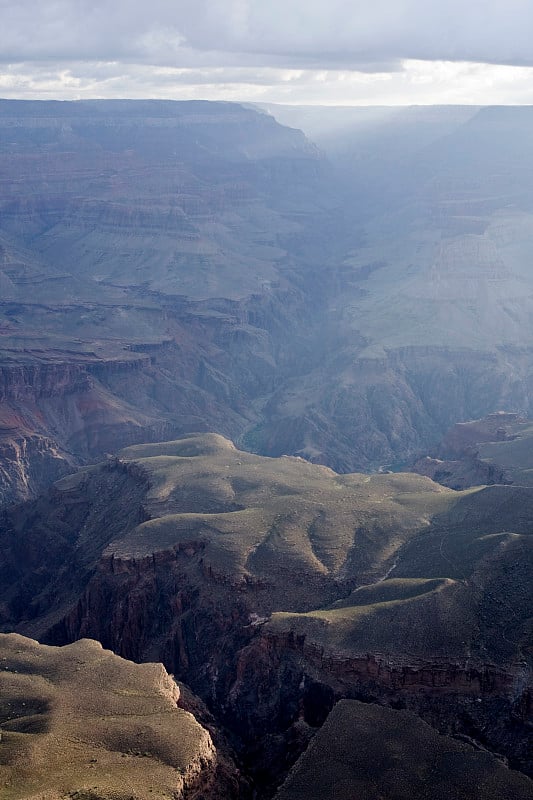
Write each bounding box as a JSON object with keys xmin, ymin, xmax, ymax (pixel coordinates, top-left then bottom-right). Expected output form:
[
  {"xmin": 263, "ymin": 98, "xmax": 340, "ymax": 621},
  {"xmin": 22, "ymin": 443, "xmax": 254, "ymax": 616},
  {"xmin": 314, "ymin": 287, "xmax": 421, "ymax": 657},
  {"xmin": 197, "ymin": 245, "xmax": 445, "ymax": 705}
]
[
  {"xmin": 114, "ymin": 434, "xmax": 459, "ymax": 594},
  {"xmin": 2, "ymin": 434, "xmax": 531, "ymax": 674},
  {"xmin": 0, "ymin": 633, "xmax": 216, "ymax": 800},
  {"xmin": 5, "ymin": 102, "xmax": 533, "ymax": 479},
  {"xmin": 112, "ymin": 435, "xmax": 530, "ymax": 667},
  {"xmin": 269, "ymin": 480, "xmax": 533, "ymax": 663}
]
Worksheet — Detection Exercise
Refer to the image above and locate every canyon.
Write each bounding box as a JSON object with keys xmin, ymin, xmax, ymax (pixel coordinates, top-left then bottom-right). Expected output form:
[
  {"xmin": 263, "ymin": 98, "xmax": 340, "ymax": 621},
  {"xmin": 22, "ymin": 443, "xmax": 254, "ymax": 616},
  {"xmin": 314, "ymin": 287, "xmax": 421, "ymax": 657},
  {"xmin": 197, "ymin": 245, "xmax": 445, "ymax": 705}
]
[
  {"xmin": 3, "ymin": 102, "xmax": 533, "ymax": 502},
  {"xmin": 0, "ymin": 100, "xmax": 533, "ymax": 798}
]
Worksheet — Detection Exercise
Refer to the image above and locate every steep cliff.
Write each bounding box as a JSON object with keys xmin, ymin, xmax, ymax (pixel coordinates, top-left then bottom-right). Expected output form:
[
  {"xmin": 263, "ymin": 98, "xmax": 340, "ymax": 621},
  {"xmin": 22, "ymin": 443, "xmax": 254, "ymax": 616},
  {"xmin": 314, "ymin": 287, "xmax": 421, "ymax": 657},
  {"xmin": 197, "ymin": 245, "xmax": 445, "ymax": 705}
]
[
  {"xmin": 3, "ymin": 101, "xmax": 533, "ymax": 796},
  {"xmin": 0, "ymin": 349, "xmax": 177, "ymax": 505},
  {"xmin": 413, "ymin": 412, "xmax": 533, "ymax": 488},
  {"xmin": 0, "ymin": 99, "xmax": 346, "ymax": 503}
]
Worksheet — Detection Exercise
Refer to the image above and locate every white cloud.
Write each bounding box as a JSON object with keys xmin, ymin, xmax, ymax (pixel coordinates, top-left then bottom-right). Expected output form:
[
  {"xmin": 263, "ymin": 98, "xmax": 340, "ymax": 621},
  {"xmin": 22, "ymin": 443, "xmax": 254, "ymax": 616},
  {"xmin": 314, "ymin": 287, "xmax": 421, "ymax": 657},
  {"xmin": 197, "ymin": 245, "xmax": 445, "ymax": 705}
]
[{"xmin": 1, "ymin": 59, "xmax": 533, "ymax": 106}]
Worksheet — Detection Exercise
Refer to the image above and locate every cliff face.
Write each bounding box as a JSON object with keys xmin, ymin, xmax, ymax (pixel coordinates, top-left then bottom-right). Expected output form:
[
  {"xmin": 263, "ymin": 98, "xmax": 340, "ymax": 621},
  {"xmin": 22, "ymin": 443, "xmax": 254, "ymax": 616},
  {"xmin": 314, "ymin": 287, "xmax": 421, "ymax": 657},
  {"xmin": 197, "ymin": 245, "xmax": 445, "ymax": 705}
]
[
  {"xmin": 47, "ymin": 538, "xmax": 533, "ymax": 783},
  {"xmin": 226, "ymin": 630, "xmax": 532, "ymax": 778},
  {"xmin": 21, "ymin": 546, "xmax": 533, "ymax": 788},
  {"xmin": 0, "ymin": 294, "xmax": 303, "ymax": 504},
  {"xmin": 411, "ymin": 455, "xmax": 510, "ymax": 490},
  {"xmin": 0, "ymin": 361, "xmax": 92, "ymax": 401},
  {"xmin": 4, "ymin": 100, "xmax": 533, "ymax": 799},
  {"xmin": 0, "ymin": 433, "xmax": 75, "ymax": 506},
  {"xmin": 5, "ymin": 310, "xmax": 533, "ymax": 505},
  {"xmin": 412, "ymin": 412, "xmax": 533, "ymax": 489},
  {"xmin": 0, "ymin": 99, "xmax": 342, "ymax": 503},
  {"xmin": 436, "ymin": 413, "xmax": 527, "ymax": 459},
  {"xmin": 0, "ymin": 351, "xmax": 175, "ymax": 505},
  {"xmin": 242, "ymin": 347, "xmax": 533, "ymax": 471},
  {"xmin": 0, "ymin": 100, "xmax": 326, "ymax": 304}
]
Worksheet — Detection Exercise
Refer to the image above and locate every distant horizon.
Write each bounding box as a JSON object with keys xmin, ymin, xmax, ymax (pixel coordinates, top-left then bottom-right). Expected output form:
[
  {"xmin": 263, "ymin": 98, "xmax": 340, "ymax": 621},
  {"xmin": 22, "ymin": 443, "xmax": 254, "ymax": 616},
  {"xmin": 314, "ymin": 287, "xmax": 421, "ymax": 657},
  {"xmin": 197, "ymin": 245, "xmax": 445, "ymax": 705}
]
[{"xmin": 2, "ymin": 96, "xmax": 533, "ymax": 109}]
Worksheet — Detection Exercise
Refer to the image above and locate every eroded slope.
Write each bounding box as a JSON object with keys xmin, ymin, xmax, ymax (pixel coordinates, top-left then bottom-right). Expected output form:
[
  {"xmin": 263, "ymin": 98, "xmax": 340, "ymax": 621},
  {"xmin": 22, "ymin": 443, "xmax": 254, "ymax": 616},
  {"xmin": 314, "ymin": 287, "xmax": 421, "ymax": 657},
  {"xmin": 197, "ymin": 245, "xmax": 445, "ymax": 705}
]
[
  {"xmin": 0, "ymin": 99, "xmax": 343, "ymax": 503},
  {"xmin": 6, "ymin": 103, "xmax": 533, "ymax": 503}
]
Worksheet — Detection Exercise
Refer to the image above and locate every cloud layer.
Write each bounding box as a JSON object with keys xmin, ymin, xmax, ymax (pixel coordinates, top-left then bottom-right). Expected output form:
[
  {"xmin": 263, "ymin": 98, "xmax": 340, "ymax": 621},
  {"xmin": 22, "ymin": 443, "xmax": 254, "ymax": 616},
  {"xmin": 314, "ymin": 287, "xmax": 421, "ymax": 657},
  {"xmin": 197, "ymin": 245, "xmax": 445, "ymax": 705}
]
[
  {"xmin": 1, "ymin": 0, "xmax": 533, "ymax": 103},
  {"xmin": 2, "ymin": 0, "xmax": 533, "ymax": 68}
]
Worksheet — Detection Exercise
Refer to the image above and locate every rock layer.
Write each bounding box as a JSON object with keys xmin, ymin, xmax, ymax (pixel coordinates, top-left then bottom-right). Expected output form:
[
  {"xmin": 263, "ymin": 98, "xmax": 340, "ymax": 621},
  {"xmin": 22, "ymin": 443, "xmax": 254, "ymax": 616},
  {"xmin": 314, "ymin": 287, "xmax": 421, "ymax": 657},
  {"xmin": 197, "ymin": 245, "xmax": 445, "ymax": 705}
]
[{"xmin": 4, "ymin": 103, "xmax": 533, "ymax": 501}]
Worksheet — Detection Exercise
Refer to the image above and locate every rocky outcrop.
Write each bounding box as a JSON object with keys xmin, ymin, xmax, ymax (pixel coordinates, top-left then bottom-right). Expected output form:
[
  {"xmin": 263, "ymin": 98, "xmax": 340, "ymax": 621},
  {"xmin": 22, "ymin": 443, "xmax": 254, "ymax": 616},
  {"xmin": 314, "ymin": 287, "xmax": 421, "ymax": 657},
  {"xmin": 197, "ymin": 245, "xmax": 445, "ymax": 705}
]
[
  {"xmin": 0, "ymin": 361, "xmax": 92, "ymax": 401},
  {"xmin": 412, "ymin": 412, "xmax": 533, "ymax": 489},
  {"xmin": 5, "ymin": 102, "xmax": 533, "ymax": 502},
  {"xmin": 0, "ymin": 460, "xmax": 151, "ymax": 637},
  {"xmin": 0, "ymin": 353, "xmax": 171, "ymax": 504},
  {"xmin": 0, "ymin": 98, "xmax": 346, "ymax": 504},
  {"xmin": 226, "ymin": 628, "xmax": 533, "ymax": 775},
  {"xmin": 242, "ymin": 350, "xmax": 533, "ymax": 473},
  {"xmin": 412, "ymin": 455, "xmax": 511, "ymax": 490},
  {"xmin": 0, "ymin": 433, "xmax": 75, "ymax": 505},
  {"xmin": 437, "ymin": 413, "xmax": 526, "ymax": 460},
  {"xmin": 3, "ymin": 101, "xmax": 533, "ymax": 797}
]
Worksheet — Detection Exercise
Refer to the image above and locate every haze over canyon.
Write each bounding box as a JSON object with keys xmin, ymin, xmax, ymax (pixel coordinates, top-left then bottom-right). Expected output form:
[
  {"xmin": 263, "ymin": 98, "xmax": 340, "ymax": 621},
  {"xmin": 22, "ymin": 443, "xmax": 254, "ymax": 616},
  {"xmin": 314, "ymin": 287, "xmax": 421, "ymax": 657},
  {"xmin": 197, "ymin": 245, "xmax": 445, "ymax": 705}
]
[{"xmin": 0, "ymin": 99, "xmax": 532, "ymax": 800}]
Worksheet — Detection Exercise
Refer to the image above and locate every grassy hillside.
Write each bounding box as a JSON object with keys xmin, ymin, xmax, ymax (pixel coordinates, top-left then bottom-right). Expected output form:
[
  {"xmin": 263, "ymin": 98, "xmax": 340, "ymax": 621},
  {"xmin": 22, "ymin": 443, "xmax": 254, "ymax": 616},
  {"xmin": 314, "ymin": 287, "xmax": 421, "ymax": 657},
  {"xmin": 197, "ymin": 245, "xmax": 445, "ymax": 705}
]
[{"xmin": 115, "ymin": 434, "xmax": 460, "ymax": 595}]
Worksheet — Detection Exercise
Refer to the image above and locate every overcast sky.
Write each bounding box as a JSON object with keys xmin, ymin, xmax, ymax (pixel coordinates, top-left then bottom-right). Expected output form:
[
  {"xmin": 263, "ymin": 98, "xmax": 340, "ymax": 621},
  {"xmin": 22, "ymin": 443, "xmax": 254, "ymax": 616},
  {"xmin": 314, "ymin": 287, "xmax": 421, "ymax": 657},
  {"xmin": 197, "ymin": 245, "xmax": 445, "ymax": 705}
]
[{"xmin": 1, "ymin": 0, "xmax": 533, "ymax": 105}]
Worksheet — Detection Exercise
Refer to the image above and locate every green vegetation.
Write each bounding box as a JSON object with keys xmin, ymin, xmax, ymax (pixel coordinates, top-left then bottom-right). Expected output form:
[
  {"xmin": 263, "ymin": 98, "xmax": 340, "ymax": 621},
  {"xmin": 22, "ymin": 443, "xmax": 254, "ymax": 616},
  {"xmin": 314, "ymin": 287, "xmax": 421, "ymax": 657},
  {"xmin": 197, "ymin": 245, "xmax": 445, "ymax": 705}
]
[{"xmin": 113, "ymin": 435, "xmax": 533, "ymax": 665}]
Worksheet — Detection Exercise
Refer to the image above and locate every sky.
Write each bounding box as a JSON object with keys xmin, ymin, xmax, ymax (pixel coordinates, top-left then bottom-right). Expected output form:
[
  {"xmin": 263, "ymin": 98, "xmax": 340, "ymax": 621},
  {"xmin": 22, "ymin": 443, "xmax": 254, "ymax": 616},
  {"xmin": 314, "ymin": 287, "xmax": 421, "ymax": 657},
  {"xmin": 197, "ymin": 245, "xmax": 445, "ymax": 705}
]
[{"xmin": 1, "ymin": 0, "xmax": 533, "ymax": 105}]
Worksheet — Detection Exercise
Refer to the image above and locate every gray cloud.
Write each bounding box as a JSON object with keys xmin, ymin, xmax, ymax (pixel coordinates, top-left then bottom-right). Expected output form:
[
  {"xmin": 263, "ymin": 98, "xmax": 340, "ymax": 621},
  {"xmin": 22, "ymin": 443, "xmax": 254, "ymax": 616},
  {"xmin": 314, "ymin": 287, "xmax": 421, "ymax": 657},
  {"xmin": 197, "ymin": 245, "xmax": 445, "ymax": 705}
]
[
  {"xmin": 1, "ymin": 0, "xmax": 533, "ymax": 105},
  {"xmin": 1, "ymin": 0, "xmax": 533, "ymax": 69}
]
